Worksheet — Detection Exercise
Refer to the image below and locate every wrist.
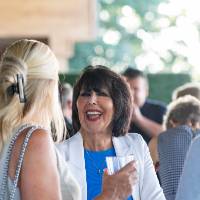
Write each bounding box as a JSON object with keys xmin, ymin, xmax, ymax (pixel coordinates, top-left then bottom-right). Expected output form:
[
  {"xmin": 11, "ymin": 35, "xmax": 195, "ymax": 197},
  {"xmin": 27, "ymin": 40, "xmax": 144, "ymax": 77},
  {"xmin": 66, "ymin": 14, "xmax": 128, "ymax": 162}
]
[
  {"xmin": 94, "ymin": 192, "xmax": 116, "ymax": 200},
  {"xmin": 94, "ymin": 194, "xmax": 108, "ymax": 200}
]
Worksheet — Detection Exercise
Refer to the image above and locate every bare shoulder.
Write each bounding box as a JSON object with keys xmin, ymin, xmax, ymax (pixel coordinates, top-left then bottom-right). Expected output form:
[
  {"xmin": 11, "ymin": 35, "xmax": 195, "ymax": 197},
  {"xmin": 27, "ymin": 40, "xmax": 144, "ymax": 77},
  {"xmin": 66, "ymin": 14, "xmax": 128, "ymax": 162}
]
[
  {"xmin": 9, "ymin": 127, "xmax": 55, "ymax": 178},
  {"xmin": 16, "ymin": 127, "xmax": 55, "ymax": 159},
  {"xmin": 24, "ymin": 128, "xmax": 54, "ymax": 151},
  {"xmin": 22, "ymin": 128, "xmax": 56, "ymax": 164},
  {"xmin": 19, "ymin": 128, "xmax": 61, "ymax": 199}
]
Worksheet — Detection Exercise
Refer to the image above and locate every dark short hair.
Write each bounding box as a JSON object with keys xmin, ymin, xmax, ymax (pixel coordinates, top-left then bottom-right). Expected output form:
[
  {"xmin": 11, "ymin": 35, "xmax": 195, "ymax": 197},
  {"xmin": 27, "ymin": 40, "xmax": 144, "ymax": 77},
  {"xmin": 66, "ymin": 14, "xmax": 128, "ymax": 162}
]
[
  {"xmin": 72, "ymin": 65, "xmax": 133, "ymax": 137},
  {"xmin": 123, "ymin": 67, "xmax": 147, "ymax": 80}
]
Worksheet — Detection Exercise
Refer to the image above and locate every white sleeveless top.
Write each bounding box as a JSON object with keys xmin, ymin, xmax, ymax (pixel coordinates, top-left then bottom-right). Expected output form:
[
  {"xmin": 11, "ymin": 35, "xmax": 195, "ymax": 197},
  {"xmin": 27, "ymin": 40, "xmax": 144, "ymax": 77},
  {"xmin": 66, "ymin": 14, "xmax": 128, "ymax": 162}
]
[{"xmin": 0, "ymin": 124, "xmax": 81, "ymax": 200}]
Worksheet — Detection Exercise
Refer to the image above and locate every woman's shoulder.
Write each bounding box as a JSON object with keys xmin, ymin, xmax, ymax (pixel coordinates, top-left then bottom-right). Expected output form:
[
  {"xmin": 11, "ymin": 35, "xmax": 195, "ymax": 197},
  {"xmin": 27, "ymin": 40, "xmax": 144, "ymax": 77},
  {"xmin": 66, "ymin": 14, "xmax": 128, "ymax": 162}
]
[
  {"xmin": 16, "ymin": 125, "xmax": 51, "ymax": 149},
  {"xmin": 127, "ymin": 133, "xmax": 148, "ymax": 153},
  {"xmin": 113, "ymin": 133, "xmax": 147, "ymax": 152},
  {"xmin": 121, "ymin": 133, "xmax": 145, "ymax": 144},
  {"xmin": 15, "ymin": 127, "xmax": 54, "ymax": 162},
  {"xmin": 7, "ymin": 124, "xmax": 56, "ymax": 186}
]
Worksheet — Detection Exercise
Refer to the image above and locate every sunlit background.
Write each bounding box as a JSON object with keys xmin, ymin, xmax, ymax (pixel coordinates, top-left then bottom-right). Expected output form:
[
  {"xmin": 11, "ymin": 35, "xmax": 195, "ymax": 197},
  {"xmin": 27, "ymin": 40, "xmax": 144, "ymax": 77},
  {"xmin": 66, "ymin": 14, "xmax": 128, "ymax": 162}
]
[{"xmin": 69, "ymin": 0, "xmax": 200, "ymax": 80}]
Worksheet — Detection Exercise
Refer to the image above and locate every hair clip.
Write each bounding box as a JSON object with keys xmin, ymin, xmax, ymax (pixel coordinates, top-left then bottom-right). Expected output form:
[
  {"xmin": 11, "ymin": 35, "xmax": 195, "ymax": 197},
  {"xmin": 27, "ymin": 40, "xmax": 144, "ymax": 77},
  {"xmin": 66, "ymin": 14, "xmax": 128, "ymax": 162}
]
[
  {"xmin": 6, "ymin": 74, "xmax": 26, "ymax": 103},
  {"xmin": 17, "ymin": 74, "xmax": 26, "ymax": 103}
]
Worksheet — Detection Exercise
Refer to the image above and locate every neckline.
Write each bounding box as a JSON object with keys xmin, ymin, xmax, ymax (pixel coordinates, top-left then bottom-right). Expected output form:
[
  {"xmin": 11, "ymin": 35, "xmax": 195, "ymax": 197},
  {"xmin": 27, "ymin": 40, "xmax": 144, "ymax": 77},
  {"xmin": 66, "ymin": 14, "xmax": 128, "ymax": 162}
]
[
  {"xmin": 84, "ymin": 147, "xmax": 114, "ymax": 153},
  {"xmin": 84, "ymin": 147, "xmax": 115, "ymax": 175}
]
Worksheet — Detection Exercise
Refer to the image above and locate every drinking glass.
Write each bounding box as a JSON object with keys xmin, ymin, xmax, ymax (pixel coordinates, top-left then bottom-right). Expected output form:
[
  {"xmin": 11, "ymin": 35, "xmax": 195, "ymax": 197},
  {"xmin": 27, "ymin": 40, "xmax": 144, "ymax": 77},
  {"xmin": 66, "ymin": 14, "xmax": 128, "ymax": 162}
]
[{"xmin": 106, "ymin": 155, "xmax": 135, "ymax": 175}]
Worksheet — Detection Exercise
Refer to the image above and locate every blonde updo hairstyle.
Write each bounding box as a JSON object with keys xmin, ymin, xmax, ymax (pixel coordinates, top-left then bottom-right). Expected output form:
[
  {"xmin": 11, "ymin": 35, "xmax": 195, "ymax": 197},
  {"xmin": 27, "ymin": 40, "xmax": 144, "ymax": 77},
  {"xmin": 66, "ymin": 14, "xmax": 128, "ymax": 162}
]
[{"xmin": 0, "ymin": 39, "xmax": 65, "ymax": 152}]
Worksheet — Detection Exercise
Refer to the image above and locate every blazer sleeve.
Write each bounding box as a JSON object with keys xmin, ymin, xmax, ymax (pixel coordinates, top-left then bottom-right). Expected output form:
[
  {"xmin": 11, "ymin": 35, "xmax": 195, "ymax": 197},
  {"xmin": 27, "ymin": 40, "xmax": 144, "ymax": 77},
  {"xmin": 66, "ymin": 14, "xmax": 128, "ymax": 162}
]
[{"xmin": 132, "ymin": 134, "xmax": 166, "ymax": 200}]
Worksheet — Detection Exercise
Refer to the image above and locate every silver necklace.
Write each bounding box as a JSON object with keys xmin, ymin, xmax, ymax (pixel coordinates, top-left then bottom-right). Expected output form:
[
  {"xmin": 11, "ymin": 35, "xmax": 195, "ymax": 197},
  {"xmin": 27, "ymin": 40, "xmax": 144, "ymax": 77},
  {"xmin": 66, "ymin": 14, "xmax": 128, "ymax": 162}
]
[{"xmin": 85, "ymin": 149, "xmax": 105, "ymax": 175}]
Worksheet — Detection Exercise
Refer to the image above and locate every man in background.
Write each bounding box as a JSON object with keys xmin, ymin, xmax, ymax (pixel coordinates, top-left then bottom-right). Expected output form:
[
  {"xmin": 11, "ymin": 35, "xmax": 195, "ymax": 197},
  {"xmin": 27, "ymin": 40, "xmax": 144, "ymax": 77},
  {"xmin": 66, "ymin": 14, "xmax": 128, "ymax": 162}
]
[
  {"xmin": 123, "ymin": 67, "xmax": 166, "ymax": 144},
  {"xmin": 60, "ymin": 82, "xmax": 74, "ymax": 137}
]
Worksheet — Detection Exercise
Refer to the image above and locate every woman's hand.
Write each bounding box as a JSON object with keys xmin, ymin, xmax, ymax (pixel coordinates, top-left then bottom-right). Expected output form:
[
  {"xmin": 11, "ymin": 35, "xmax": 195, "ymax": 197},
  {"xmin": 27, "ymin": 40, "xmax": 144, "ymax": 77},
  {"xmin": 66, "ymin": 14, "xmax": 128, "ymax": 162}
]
[{"xmin": 95, "ymin": 161, "xmax": 137, "ymax": 200}]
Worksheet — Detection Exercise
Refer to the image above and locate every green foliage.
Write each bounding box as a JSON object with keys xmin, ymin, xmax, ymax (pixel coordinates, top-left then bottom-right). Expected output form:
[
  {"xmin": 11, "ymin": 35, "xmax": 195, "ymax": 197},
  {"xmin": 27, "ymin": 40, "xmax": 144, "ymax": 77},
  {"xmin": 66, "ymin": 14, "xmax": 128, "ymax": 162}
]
[
  {"xmin": 69, "ymin": 0, "xmax": 199, "ymax": 76},
  {"xmin": 68, "ymin": 0, "xmax": 173, "ymax": 73},
  {"xmin": 148, "ymin": 73, "xmax": 191, "ymax": 103},
  {"xmin": 59, "ymin": 73, "xmax": 79, "ymax": 86},
  {"xmin": 69, "ymin": 39, "xmax": 139, "ymax": 73}
]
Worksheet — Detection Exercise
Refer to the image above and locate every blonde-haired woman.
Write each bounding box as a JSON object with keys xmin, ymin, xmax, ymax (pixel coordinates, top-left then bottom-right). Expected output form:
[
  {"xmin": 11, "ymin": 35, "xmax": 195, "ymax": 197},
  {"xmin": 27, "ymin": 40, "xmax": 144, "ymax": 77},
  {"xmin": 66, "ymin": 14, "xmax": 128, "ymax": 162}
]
[{"xmin": 0, "ymin": 39, "xmax": 80, "ymax": 200}]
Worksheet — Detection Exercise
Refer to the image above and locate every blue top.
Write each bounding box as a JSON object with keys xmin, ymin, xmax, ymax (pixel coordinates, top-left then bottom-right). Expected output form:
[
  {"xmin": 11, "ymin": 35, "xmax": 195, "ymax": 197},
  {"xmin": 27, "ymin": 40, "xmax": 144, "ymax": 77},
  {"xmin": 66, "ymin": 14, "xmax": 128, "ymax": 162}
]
[{"xmin": 84, "ymin": 147, "xmax": 133, "ymax": 200}]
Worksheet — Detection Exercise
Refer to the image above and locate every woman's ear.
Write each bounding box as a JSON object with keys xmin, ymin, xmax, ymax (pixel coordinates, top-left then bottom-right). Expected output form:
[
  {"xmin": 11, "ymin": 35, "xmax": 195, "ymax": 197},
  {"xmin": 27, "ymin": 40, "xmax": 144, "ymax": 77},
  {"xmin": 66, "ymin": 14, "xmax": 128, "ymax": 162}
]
[{"xmin": 169, "ymin": 119, "xmax": 178, "ymax": 128}]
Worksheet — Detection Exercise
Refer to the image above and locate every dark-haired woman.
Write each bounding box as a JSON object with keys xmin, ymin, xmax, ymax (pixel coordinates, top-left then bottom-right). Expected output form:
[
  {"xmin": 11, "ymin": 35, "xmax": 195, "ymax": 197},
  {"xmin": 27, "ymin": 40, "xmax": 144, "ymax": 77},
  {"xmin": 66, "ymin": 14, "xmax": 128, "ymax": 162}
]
[{"xmin": 57, "ymin": 65, "xmax": 165, "ymax": 200}]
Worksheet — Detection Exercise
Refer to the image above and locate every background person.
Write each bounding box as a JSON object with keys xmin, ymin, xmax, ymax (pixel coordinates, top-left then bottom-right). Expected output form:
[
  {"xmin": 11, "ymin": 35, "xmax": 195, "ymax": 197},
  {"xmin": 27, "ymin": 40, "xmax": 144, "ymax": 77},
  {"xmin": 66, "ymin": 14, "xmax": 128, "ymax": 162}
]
[
  {"xmin": 122, "ymin": 67, "xmax": 166, "ymax": 144},
  {"xmin": 57, "ymin": 65, "xmax": 165, "ymax": 200},
  {"xmin": 150, "ymin": 81, "xmax": 200, "ymax": 169},
  {"xmin": 0, "ymin": 39, "xmax": 80, "ymax": 200},
  {"xmin": 175, "ymin": 134, "xmax": 200, "ymax": 200},
  {"xmin": 172, "ymin": 82, "xmax": 200, "ymax": 101},
  {"xmin": 60, "ymin": 82, "xmax": 74, "ymax": 137},
  {"xmin": 157, "ymin": 95, "xmax": 200, "ymax": 200},
  {"xmin": 170, "ymin": 89, "xmax": 200, "ymax": 200}
]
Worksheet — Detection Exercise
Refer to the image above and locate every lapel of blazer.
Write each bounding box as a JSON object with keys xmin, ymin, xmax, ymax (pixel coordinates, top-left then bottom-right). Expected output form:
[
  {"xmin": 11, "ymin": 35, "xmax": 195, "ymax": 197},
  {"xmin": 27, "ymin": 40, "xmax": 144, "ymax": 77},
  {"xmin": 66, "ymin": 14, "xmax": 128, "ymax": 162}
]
[
  {"xmin": 67, "ymin": 132, "xmax": 87, "ymax": 200},
  {"xmin": 68, "ymin": 133, "xmax": 140, "ymax": 200},
  {"xmin": 112, "ymin": 135, "xmax": 132, "ymax": 156},
  {"xmin": 112, "ymin": 135, "xmax": 140, "ymax": 200}
]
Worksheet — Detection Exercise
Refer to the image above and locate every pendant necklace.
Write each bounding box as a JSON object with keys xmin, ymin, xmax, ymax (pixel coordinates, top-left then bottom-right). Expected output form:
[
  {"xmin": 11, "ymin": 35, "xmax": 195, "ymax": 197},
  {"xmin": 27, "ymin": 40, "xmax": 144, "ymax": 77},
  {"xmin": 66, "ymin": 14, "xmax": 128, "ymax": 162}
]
[{"xmin": 85, "ymin": 149, "xmax": 105, "ymax": 175}]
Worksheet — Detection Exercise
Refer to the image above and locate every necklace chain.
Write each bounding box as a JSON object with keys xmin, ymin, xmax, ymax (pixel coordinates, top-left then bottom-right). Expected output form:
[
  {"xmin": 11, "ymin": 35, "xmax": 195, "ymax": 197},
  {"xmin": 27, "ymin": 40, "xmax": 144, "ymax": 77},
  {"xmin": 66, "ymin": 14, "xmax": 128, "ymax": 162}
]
[{"xmin": 85, "ymin": 150, "xmax": 105, "ymax": 175}]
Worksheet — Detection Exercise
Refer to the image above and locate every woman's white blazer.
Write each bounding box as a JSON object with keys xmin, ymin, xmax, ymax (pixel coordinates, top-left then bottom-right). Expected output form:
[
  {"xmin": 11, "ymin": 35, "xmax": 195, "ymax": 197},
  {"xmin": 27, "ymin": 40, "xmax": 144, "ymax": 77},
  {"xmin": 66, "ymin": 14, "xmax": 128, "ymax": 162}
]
[{"xmin": 57, "ymin": 132, "xmax": 166, "ymax": 200}]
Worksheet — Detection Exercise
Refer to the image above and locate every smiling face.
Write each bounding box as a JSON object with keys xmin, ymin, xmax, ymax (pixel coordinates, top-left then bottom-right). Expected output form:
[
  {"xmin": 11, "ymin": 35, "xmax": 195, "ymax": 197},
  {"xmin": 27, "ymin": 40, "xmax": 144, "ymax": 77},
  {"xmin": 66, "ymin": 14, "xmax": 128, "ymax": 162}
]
[
  {"xmin": 72, "ymin": 66, "xmax": 133, "ymax": 137},
  {"xmin": 77, "ymin": 88, "xmax": 114, "ymax": 136},
  {"xmin": 126, "ymin": 76, "xmax": 148, "ymax": 108}
]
